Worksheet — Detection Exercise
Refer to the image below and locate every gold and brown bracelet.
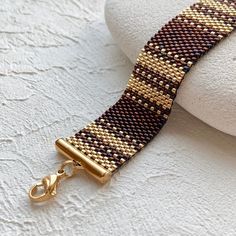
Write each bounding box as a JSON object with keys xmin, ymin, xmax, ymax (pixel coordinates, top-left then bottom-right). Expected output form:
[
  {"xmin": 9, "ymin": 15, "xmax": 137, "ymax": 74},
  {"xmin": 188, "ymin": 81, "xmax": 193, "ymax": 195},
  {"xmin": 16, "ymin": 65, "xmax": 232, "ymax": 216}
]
[{"xmin": 29, "ymin": 0, "xmax": 236, "ymax": 202}]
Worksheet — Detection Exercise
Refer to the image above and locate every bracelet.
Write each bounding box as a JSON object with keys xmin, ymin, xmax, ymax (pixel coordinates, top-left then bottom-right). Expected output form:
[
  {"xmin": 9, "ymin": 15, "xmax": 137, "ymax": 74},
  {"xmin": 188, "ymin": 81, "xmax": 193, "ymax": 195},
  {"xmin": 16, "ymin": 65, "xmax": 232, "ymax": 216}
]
[{"xmin": 29, "ymin": 0, "xmax": 236, "ymax": 202}]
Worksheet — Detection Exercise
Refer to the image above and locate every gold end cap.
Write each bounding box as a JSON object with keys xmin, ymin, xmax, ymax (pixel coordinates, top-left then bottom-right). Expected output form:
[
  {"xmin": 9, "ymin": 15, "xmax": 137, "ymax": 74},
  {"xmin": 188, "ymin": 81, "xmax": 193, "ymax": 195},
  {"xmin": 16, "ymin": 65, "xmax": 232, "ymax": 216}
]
[{"xmin": 55, "ymin": 138, "xmax": 112, "ymax": 183}]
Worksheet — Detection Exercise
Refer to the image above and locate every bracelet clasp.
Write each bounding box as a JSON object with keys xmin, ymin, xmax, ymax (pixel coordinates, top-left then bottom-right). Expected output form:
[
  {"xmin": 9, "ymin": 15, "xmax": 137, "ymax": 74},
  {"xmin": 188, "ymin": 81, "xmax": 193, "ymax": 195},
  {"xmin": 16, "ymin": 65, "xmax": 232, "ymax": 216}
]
[{"xmin": 29, "ymin": 160, "xmax": 83, "ymax": 202}]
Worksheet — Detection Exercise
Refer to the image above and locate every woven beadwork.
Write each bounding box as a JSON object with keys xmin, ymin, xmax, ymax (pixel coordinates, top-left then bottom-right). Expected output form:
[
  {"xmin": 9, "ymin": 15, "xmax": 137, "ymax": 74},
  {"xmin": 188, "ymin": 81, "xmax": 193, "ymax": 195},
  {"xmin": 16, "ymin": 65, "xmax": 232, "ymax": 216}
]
[{"xmin": 66, "ymin": 0, "xmax": 236, "ymax": 173}]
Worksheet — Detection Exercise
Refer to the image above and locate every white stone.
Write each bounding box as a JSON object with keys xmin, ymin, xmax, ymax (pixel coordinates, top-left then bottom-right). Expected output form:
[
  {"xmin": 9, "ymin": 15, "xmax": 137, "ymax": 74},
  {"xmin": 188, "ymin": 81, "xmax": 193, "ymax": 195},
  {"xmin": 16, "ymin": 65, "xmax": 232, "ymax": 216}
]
[{"xmin": 105, "ymin": 0, "xmax": 236, "ymax": 136}]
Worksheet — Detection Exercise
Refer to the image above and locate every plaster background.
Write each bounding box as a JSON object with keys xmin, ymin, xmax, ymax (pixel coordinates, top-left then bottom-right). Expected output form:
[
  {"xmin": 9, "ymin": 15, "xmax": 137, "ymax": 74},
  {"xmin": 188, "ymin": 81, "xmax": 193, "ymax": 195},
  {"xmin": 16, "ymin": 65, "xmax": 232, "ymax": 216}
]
[{"xmin": 0, "ymin": 0, "xmax": 236, "ymax": 235}]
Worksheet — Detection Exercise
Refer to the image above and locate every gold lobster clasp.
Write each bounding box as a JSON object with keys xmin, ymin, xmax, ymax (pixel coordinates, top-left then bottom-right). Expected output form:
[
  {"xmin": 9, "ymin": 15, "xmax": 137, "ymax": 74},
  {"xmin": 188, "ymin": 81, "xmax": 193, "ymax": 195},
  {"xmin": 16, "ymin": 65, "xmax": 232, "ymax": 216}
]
[{"xmin": 29, "ymin": 160, "xmax": 83, "ymax": 202}]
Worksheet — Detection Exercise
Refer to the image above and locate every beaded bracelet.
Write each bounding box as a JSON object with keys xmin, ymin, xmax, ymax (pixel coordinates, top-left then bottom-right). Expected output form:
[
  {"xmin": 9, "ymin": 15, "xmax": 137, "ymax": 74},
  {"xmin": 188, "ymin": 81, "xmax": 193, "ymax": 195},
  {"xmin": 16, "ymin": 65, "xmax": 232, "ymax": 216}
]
[{"xmin": 29, "ymin": 0, "xmax": 236, "ymax": 202}]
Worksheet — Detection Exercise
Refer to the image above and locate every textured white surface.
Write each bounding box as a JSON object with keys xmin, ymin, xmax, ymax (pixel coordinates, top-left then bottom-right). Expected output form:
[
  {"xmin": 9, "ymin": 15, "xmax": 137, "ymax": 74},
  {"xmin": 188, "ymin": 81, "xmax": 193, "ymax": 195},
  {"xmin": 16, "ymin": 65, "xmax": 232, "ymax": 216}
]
[
  {"xmin": 105, "ymin": 0, "xmax": 236, "ymax": 136},
  {"xmin": 0, "ymin": 0, "xmax": 236, "ymax": 235}
]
